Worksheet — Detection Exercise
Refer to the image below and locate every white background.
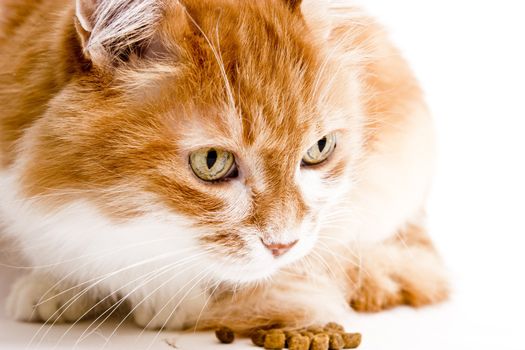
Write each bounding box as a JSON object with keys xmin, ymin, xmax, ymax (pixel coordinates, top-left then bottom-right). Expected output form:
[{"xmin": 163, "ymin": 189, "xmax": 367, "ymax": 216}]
[{"xmin": 1, "ymin": 0, "xmax": 525, "ymax": 349}]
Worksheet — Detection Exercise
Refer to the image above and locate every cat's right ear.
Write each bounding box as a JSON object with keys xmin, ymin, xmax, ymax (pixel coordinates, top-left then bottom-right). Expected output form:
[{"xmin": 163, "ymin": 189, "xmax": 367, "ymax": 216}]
[
  {"xmin": 284, "ymin": 0, "xmax": 303, "ymax": 12},
  {"xmin": 74, "ymin": 0, "xmax": 186, "ymax": 66}
]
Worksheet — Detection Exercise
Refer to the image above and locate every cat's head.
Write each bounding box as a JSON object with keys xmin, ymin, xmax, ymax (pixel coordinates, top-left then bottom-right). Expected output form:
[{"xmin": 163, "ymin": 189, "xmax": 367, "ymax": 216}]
[{"xmin": 20, "ymin": 0, "xmax": 364, "ymax": 283}]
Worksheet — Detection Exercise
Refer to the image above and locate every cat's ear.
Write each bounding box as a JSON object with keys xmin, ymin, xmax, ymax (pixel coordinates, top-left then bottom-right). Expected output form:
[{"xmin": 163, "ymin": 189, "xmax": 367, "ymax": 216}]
[
  {"xmin": 283, "ymin": 0, "xmax": 303, "ymax": 12},
  {"xmin": 74, "ymin": 0, "xmax": 185, "ymax": 66}
]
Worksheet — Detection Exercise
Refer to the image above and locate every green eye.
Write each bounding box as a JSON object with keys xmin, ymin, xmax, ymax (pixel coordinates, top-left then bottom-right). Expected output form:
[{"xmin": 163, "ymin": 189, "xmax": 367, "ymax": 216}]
[
  {"xmin": 190, "ymin": 148, "xmax": 237, "ymax": 182},
  {"xmin": 302, "ymin": 133, "xmax": 337, "ymax": 166}
]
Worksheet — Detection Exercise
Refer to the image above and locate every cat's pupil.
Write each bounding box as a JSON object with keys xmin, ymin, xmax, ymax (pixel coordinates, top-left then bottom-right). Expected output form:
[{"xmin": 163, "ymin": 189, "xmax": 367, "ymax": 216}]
[
  {"xmin": 207, "ymin": 149, "xmax": 218, "ymax": 169},
  {"xmin": 318, "ymin": 137, "xmax": 327, "ymax": 153}
]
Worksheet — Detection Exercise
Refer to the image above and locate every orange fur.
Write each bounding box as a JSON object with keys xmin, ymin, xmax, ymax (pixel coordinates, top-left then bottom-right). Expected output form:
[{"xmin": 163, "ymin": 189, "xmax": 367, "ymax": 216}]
[{"xmin": 0, "ymin": 0, "xmax": 449, "ymax": 332}]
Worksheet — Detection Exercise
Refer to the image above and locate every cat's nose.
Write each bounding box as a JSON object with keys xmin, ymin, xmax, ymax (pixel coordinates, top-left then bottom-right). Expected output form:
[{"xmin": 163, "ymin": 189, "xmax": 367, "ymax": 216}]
[{"xmin": 261, "ymin": 239, "xmax": 298, "ymax": 257}]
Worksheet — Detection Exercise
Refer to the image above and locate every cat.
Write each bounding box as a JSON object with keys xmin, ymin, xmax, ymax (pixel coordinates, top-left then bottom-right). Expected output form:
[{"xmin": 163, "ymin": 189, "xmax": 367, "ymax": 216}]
[{"xmin": 0, "ymin": 0, "xmax": 449, "ymax": 332}]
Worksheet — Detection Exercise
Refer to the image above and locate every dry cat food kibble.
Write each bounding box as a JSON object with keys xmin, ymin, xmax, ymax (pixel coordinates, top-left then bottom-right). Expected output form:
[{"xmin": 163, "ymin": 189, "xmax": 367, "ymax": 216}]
[
  {"xmin": 264, "ymin": 332, "xmax": 286, "ymax": 349},
  {"xmin": 341, "ymin": 333, "xmax": 362, "ymax": 349},
  {"xmin": 311, "ymin": 334, "xmax": 330, "ymax": 350},
  {"xmin": 300, "ymin": 331, "xmax": 315, "ymax": 341},
  {"xmin": 325, "ymin": 322, "xmax": 345, "ymax": 332},
  {"xmin": 329, "ymin": 333, "xmax": 344, "ymax": 350},
  {"xmin": 215, "ymin": 327, "xmax": 235, "ymax": 344},
  {"xmin": 251, "ymin": 329, "xmax": 268, "ymax": 347},
  {"xmin": 307, "ymin": 326, "xmax": 325, "ymax": 334},
  {"xmin": 216, "ymin": 322, "xmax": 362, "ymax": 349},
  {"xmin": 288, "ymin": 335, "xmax": 310, "ymax": 350}
]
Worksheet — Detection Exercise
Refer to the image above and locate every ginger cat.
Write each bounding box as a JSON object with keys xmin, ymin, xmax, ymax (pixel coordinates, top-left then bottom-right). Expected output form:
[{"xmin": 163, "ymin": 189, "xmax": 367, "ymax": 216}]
[{"xmin": 0, "ymin": 0, "xmax": 448, "ymax": 332}]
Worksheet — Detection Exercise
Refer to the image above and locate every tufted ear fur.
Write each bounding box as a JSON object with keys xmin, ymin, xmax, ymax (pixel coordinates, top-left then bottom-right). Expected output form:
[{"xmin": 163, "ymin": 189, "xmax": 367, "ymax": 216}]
[
  {"xmin": 284, "ymin": 0, "xmax": 303, "ymax": 12},
  {"xmin": 74, "ymin": 0, "xmax": 180, "ymax": 66}
]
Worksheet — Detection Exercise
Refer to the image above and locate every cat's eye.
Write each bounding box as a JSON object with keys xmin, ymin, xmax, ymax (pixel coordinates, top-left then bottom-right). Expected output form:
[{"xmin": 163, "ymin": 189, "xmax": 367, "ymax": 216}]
[
  {"xmin": 302, "ymin": 133, "xmax": 337, "ymax": 166},
  {"xmin": 190, "ymin": 148, "xmax": 237, "ymax": 182}
]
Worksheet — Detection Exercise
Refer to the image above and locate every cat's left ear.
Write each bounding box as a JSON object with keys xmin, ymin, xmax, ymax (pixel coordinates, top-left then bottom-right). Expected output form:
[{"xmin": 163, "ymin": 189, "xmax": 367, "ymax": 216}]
[{"xmin": 74, "ymin": 0, "xmax": 182, "ymax": 66}]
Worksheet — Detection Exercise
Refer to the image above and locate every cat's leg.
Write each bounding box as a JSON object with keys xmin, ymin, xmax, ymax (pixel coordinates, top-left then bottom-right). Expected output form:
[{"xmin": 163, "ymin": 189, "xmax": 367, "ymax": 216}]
[
  {"xmin": 348, "ymin": 223, "xmax": 450, "ymax": 312},
  {"xmin": 198, "ymin": 273, "xmax": 349, "ymax": 334},
  {"xmin": 130, "ymin": 287, "xmax": 208, "ymax": 330},
  {"xmin": 6, "ymin": 273, "xmax": 99, "ymax": 323}
]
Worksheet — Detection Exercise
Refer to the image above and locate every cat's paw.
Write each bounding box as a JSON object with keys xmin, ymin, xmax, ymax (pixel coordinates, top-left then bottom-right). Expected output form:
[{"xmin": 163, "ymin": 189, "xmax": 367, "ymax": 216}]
[
  {"xmin": 132, "ymin": 302, "xmax": 187, "ymax": 330},
  {"xmin": 350, "ymin": 267, "xmax": 407, "ymax": 312},
  {"xmin": 349, "ymin": 249, "xmax": 450, "ymax": 312},
  {"xmin": 131, "ymin": 290, "xmax": 207, "ymax": 330},
  {"xmin": 6, "ymin": 274, "xmax": 94, "ymax": 323}
]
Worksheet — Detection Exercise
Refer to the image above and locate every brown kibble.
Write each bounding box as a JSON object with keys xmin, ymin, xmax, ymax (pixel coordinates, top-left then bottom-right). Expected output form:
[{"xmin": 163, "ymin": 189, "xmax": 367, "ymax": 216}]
[
  {"xmin": 284, "ymin": 330, "xmax": 300, "ymax": 338},
  {"xmin": 324, "ymin": 322, "xmax": 345, "ymax": 332},
  {"xmin": 245, "ymin": 324, "xmax": 360, "ymax": 350},
  {"xmin": 285, "ymin": 331, "xmax": 301, "ymax": 347},
  {"xmin": 215, "ymin": 327, "xmax": 235, "ymax": 344},
  {"xmin": 307, "ymin": 326, "xmax": 325, "ymax": 334},
  {"xmin": 311, "ymin": 334, "xmax": 330, "ymax": 350},
  {"xmin": 251, "ymin": 329, "xmax": 267, "ymax": 347},
  {"xmin": 341, "ymin": 333, "xmax": 362, "ymax": 349},
  {"xmin": 329, "ymin": 333, "xmax": 344, "ymax": 350},
  {"xmin": 264, "ymin": 332, "xmax": 286, "ymax": 349},
  {"xmin": 288, "ymin": 335, "xmax": 310, "ymax": 350},
  {"xmin": 300, "ymin": 331, "xmax": 315, "ymax": 340}
]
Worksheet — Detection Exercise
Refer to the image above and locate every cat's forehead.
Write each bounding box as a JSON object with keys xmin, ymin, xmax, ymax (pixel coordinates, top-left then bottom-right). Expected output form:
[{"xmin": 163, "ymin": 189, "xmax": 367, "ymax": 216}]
[
  {"xmin": 170, "ymin": 103, "xmax": 314, "ymax": 156},
  {"xmin": 162, "ymin": 0, "xmax": 326, "ymax": 148}
]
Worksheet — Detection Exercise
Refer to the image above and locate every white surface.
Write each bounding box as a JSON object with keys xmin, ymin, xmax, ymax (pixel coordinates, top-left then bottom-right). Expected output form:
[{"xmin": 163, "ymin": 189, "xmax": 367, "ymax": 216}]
[{"xmin": 1, "ymin": 0, "xmax": 525, "ymax": 349}]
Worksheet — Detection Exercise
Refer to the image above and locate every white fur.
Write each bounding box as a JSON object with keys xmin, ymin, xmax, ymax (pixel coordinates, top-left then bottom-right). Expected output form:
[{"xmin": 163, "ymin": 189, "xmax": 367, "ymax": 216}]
[
  {"xmin": 332, "ymin": 106, "xmax": 435, "ymax": 244},
  {"xmin": 0, "ymin": 157, "xmax": 318, "ymax": 327},
  {"xmin": 6, "ymin": 273, "xmax": 94, "ymax": 323},
  {"xmin": 0, "ymin": 168, "xmax": 207, "ymax": 328}
]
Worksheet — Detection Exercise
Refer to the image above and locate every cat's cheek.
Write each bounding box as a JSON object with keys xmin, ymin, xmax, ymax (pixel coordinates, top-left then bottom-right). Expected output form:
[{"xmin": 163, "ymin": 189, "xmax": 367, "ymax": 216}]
[
  {"xmin": 297, "ymin": 167, "xmax": 350, "ymax": 208},
  {"xmin": 283, "ymin": 231, "xmax": 318, "ymax": 265}
]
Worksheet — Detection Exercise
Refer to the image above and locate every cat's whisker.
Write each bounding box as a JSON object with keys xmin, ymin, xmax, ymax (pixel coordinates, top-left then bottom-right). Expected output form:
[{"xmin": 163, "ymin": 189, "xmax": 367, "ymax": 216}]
[
  {"xmin": 29, "ymin": 251, "xmax": 188, "ymax": 349},
  {"xmin": 84, "ymin": 258, "xmax": 208, "ymax": 349},
  {"xmin": 213, "ymin": 19, "xmax": 237, "ymax": 112},
  {"xmin": 0, "ymin": 235, "xmax": 187, "ymax": 270},
  {"xmin": 314, "ymin": 247, "xmax": 350, "ymax": 282},
  {"xmin": 316, "ymin": 234, "xmax": 362, "ymax": 260},
  {"xmin": 192, "ymin": 279, "xmax": 222, "ymax": 333},
  {"xmin": 111, "ymin": 248, "xmax": 214, "ymax": 330},
  {"xmin": 32, "ymin": 250, "xmax": 209, "ymax": 349},
  {"xmin": 11, "ymin": 238, "xmax": 200, "ymax": 309},
  {"xmin": 315, "ymin": 243, "xmax": 362, "ymax": 289},
  {"xmin": 141, "ymin": 266, "xmax": 218, "ymax": 350},
  {"xmin": 34, "ymin": 250, "xmax": 188, "ymax": 307},
  {"xmin": 308, "ymin": 250, "xmax": 338, "ymax": 282},
  {"xmin": 65, "ymin": 252, "xmax": 209, "ymax": 348},
  {"xmin": 183, "ymin": 8, "xmax": 237, "ymax": 117},
  {"xmin": 317, "ymin": 234, "xmax": 368, "ymax": 280}
]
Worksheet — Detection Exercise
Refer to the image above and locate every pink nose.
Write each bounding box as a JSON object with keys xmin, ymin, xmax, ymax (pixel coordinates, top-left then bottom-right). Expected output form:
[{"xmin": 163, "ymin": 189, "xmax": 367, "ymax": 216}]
[{"xmin": 262, "ymin": 240, "xmax": 298, "ymax": 257}]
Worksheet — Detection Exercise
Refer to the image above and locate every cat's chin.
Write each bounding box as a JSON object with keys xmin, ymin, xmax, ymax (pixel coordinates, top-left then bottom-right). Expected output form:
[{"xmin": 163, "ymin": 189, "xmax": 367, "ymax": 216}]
[
  {"xmin": 216, "ymin": 265, "xmax": 279, "ymax": 284},
  {"xmin": 202, "ymin": 256, "xmax": 286, "ymax": 284}
]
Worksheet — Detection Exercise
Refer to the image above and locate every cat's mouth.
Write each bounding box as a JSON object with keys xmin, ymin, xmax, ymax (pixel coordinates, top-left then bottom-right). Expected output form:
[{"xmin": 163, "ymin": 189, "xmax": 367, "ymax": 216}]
[{"xmin": 204, "ymin": 234, "xmax": 317, "ymax": 284}]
